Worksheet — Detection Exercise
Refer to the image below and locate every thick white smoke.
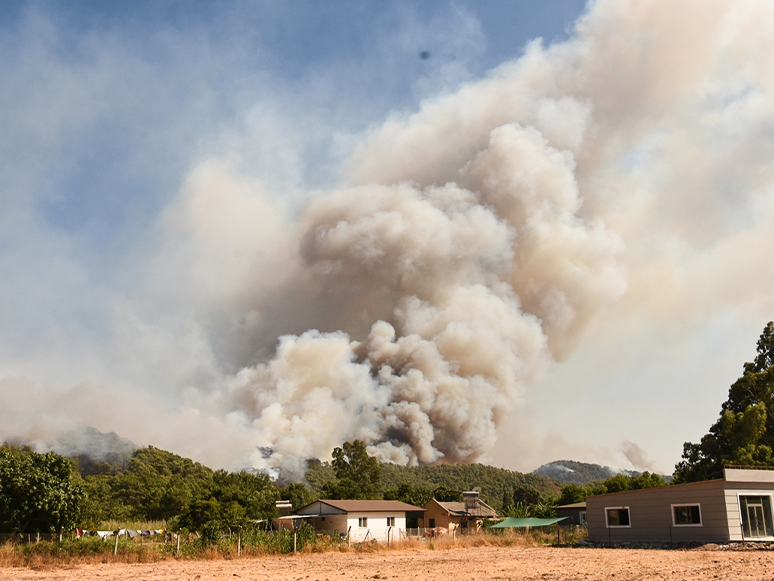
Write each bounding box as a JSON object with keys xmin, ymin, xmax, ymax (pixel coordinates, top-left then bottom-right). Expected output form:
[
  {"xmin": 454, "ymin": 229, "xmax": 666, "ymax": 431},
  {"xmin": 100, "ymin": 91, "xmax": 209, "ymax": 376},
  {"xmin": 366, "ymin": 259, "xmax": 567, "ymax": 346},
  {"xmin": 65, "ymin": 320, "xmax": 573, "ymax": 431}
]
[
  {"xmin": 216, "ymin": 0, "xmax": 774, "ymax": 476},
  {"xmin": 225, "ymin": 123, "xmax": 625, "ymax": 476},
  {"xmin": 4, "ymin": 0, "xmax": 774, "ymax": 477}
]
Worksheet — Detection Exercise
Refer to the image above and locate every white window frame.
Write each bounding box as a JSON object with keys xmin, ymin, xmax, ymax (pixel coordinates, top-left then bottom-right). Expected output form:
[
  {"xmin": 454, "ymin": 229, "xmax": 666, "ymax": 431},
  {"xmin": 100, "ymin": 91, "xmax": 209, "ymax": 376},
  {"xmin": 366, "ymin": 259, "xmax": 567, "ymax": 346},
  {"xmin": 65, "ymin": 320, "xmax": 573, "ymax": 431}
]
[
  {"xmin": 605, "ymin": 506, "xmax": 631, "ymax": 528},
  {"xmin": 737, "ymin": 493, "xmax": 774, "ymax": 540},
  {"xmin": 358, "ymin": 517, "xmax": 368, "ymax": 528},
  {"xmin": 671, "ymin": 503, "xmax": 702, "ymax": 527},
  {"xmin": 578, "ymin": 511, "xmax": 587, "ymax": 525},
  {"xmin": 386, "ymin": 516, "xmax": 395, "ymax": 527}
]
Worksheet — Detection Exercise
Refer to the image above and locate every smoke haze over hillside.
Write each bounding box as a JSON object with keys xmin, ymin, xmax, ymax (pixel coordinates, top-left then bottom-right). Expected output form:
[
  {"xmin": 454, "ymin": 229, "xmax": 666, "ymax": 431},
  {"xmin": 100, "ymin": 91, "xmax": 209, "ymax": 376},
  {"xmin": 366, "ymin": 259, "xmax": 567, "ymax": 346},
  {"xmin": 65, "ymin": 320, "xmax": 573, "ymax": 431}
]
[{"xmin": 1, "ymin": 0, "xmax": 773, "ymax": 478}]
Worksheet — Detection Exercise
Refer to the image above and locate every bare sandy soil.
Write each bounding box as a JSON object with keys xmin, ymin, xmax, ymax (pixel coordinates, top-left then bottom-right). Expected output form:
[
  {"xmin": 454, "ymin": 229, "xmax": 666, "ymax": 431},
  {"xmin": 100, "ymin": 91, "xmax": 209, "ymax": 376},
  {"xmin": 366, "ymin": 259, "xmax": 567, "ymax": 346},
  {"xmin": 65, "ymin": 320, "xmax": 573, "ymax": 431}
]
[{"xmin": 2, "ymin": 545, "xmax": 774, "ymax": 581}]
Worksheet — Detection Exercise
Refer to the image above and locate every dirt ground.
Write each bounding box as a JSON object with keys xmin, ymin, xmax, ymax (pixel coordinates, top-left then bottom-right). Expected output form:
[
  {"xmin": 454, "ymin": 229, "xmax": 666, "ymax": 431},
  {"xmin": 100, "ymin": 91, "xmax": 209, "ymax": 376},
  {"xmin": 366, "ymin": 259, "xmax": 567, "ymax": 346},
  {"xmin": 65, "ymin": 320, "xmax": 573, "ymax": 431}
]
[{"xmin": 3, "ymin": 545, "xmax": 774, "ymax": 581}]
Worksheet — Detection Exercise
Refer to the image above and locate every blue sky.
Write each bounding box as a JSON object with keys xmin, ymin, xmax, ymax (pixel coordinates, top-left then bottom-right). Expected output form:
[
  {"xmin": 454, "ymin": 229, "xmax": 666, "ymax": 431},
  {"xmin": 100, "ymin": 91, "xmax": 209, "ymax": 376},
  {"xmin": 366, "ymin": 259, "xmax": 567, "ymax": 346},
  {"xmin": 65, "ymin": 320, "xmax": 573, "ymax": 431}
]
[
  {"xmin": 0, "ymin": 0, "xmax": 585, "ymax": 280},
  {"xmin": 2, "ymin": 0, "xmax": 773, "ymax": 477}
]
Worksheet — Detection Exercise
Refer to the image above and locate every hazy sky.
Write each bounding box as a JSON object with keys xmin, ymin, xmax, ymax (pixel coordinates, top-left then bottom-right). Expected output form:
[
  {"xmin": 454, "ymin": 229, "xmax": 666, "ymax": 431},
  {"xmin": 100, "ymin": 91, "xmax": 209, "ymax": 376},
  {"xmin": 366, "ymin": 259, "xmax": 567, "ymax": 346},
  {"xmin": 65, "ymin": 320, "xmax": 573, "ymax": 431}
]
[{"xmin": 1, "ymin": 0, "xmax": 772, "ymax": 478}]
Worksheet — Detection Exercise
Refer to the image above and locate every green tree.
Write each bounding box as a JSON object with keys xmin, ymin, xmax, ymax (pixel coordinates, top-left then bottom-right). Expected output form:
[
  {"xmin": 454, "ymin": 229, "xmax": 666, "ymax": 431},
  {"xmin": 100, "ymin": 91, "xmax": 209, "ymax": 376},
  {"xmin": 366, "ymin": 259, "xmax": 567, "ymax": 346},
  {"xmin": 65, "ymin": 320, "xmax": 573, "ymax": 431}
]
[
  {"xmin": 674, "ymin": 322, "xmax": 774, "ymax": 483},
  {"xmin": 431, "ymin": 485, "xmax": 463, "ymax": 502},
  {"xmin": 383, "ymin": 483, "xmax": 433, "ymax": 507},
  {"xmin": 557, "ymin": 483, "xmax": 590, "ymax": 505},
  {"xmin": 500, "ymin": 487, "xmax": 516, "ymax": 516},
  {"xmin": 602, "ymin": 473, "xmax": 631, "ymax": 494},
  {"xmin": 513, "ymin": 483, "xmax": 542, "ymax": 505},
  {"xmin": 630, "ymin": 471, "xmax": 666, "ymax": 490},
  {"xmin": 0, "ymin": 446, "xmax": 85, "ymax": 533},
  {"xmin": 322, "ymin": 440, "xmax": 381, "ymax": 499},
  {"xmin": 280, "ymin": 482, "xmax": 314, "ymax": 512},
  {"xmin": 320, "ymin": 477, "xmax": 365, "ymax": 500}
]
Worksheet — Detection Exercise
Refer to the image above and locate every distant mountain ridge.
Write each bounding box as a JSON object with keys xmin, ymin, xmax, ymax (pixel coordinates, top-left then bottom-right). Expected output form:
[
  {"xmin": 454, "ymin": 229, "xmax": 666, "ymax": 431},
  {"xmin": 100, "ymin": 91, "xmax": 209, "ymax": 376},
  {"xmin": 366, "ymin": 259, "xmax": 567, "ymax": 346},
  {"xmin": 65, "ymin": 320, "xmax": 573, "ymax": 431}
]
[{"xmin": 532, "ymin": 460, "xmax": 639, "ymax": 484}]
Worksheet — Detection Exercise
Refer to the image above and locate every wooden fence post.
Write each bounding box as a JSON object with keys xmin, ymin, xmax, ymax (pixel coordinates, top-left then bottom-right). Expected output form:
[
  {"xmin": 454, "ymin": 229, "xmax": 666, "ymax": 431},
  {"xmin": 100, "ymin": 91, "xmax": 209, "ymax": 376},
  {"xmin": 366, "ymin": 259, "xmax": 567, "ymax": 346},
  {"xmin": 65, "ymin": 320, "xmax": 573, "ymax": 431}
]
[
  {"xmin": 113, "ymin": 531, "xmax": 119, "ymax": 556},
  {"xmin": 176, "ymin": 530, "xmax": 181, "ymax": 556}
]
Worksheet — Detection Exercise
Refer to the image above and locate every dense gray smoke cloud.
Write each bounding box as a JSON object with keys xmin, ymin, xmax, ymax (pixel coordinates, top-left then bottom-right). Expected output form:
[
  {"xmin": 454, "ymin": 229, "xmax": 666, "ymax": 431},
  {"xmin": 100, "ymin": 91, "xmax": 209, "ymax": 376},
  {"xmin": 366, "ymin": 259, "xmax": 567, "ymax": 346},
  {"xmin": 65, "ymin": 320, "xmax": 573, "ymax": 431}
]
[
  {"xmin": 3, "ymin": 0, "xmax": 774, "ymax": 477},
  {"xmin": 218, "ymin": 0, "xmax": 774, "ymax": 476},
  {"xmin": 226, "ymin": 125, "xmax": 624, "ymax": 476}
]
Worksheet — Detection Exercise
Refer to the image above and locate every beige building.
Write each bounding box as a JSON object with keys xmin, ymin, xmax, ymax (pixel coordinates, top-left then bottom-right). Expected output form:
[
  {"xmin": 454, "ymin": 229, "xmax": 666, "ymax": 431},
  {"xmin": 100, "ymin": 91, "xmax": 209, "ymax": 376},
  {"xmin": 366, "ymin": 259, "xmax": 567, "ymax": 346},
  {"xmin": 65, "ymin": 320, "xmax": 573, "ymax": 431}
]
[
  {"xmin": 587, "ymin": 467, "xmax": 774, "ymax": 544},
  {"xmin": 420, "ymin": 492, "xmax": 498, "ymax": 532}
]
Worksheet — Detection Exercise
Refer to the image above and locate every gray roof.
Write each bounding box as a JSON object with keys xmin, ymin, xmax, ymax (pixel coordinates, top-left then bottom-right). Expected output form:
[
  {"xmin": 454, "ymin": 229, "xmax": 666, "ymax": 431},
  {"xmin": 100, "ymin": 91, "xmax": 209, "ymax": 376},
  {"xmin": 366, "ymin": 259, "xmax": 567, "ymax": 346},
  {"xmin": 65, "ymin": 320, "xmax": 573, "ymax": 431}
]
[{"xmin": 433, "ymin": 499, "xmax": 498, "ymax": 518}]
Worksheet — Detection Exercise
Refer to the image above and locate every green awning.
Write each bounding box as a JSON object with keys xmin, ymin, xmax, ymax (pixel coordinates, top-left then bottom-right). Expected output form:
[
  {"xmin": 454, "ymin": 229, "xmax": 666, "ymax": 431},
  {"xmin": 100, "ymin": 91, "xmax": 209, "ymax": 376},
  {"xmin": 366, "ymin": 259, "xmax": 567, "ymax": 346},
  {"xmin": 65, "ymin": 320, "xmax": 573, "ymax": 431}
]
[{"xmin": 490, "ymin": 517, "xmax": 568, "ymax": 528}]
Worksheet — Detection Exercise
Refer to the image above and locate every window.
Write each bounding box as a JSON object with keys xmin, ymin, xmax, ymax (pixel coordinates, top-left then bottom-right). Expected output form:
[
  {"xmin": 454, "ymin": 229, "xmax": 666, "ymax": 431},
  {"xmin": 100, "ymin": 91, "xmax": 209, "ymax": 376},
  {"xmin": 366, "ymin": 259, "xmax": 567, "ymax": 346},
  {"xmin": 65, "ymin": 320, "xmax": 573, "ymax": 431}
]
[
  {"xmin": 386, "ymin": 517, "xmax": 395, "ymax": 527},
  {"xmin": 429, "ymin": 518, "xmax": 436, "ymax": 528},
  {"xmin": 579, "ymin": 511, "xmax": 587, "ymax": 525},
  {"xmin": 358, "ymin": 517, "xmax": 368, "ymax": 528},
  {"xmin": 739, "ymin": 495, "xmax": 774, "ymax": 539},
  {"xmin": 605, "ymin": 507, "xmax": 630, "ymax": 528},
  {"xmin": 672, "ymin": 504, "xmax": 702, "ymax": 526}
]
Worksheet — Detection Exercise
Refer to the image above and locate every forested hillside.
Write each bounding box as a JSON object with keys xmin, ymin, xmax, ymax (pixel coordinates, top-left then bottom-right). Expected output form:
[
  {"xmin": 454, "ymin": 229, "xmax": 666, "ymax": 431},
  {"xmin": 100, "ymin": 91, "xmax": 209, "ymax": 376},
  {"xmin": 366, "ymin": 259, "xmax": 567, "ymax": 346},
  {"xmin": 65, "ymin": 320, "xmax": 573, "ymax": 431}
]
[
  {"xmin": 532, "ymin": 460, "xmax": 637, "ymax": 484},
  {"xmin": 303, "ymin": 457, "xmax": 560, "ymax": 512}
]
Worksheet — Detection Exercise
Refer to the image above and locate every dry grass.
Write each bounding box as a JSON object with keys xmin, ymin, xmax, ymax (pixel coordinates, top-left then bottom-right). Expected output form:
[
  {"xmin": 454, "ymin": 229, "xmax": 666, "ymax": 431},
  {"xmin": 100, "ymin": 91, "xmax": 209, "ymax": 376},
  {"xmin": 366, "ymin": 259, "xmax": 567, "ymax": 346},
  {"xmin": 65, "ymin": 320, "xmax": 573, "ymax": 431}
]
[{"xmin": 0, "ymin": 527, "xmax": 579, "ymax": 568}]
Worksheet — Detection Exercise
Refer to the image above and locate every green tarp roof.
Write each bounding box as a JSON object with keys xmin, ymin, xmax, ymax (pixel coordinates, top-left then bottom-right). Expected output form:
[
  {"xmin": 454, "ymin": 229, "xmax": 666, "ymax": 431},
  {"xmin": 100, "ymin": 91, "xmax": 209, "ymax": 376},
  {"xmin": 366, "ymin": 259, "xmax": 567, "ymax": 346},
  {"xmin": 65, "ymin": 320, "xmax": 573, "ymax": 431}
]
[{"xmin": 490, "ymin": 517, "xmax": 568, "ymax": 528}]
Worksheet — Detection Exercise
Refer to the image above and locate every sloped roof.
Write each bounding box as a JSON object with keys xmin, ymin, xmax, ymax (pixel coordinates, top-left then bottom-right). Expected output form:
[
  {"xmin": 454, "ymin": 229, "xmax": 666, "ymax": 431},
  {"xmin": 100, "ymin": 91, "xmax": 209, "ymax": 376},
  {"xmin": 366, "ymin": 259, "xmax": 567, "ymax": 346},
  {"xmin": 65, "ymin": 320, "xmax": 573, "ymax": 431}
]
[
  {"xmin": 296, "ymin": 500, "xmax": 425, "ymax": 515},
  {"xmin": 490, "ymin": 517, "xmax": 567, "ymax": 528},
  {"xmin": 433, "ymin": 499, "xmax": 498, "ymax": 518},
  {"xmin": 554, "ymin": 502, "xmax": 586, "ymax": 509}
]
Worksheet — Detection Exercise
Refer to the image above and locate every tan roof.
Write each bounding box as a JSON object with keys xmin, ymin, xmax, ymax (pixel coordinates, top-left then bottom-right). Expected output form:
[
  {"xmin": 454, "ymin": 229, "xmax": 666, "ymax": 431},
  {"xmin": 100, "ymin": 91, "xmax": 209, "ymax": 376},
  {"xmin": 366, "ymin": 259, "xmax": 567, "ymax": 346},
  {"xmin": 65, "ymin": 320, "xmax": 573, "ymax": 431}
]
[
  {"xmin": 433, "ymin": 499, "xmax": 498, "ymax": 518},
  {"xmin": 299, "ymin": 500, "xmax": 425, "ymax": 514}
]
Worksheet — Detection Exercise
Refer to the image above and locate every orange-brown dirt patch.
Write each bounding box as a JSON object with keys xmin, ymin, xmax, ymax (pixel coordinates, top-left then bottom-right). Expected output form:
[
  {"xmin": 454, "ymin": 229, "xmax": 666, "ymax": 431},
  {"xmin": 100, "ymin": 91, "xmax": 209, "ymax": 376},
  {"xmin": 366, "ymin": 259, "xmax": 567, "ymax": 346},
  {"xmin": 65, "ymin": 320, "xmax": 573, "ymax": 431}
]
[{"xmin": 2, "ymin": 546, "xmax": 773, "ymax": 581}]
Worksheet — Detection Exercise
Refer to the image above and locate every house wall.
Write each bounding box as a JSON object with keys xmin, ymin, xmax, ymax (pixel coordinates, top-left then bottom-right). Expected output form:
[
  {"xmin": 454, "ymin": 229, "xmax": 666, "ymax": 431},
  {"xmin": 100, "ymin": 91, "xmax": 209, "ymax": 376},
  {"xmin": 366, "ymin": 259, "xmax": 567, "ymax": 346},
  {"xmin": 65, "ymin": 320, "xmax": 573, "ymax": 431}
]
[
  {"xmin": 306, "ymin": 515, "xmax": 349, "ymax": 537},
  {"xmin": 344, "ymin": 513, "xmax": 406, "ymax": 542},
  {"xmin": 421, "ymin": 502, "xmax": 455, "ymax": 530},
  {"xmin": 724, "ymin": 481, "xmax": 774, "ymax": 541},
  {"xmin": 587, "ymin": 480, "xmax": 729, "ymax": 544},
  {"xmin": 556, "ymin": 507, "xmax": 585, "ymax": 526}
]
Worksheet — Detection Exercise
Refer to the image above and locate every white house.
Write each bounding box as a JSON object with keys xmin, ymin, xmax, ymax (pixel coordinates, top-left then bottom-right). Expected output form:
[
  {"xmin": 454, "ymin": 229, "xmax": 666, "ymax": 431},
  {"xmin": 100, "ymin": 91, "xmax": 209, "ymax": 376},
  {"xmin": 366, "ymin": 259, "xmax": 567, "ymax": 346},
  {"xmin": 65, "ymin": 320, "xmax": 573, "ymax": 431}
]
[{"xmin": 294, "ymin": 499, "xmax": 425, "ymax": 542}]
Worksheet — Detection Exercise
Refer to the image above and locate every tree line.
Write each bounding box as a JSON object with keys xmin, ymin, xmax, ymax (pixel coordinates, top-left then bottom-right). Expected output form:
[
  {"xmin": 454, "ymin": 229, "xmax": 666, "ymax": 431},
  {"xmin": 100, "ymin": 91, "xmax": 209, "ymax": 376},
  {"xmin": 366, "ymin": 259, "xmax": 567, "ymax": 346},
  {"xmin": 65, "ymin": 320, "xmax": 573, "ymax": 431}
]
[
  {"xmin": 0, "ymin": 439, "xmax": 558, "ymax": 535},
  {"xmin": 3, "ymin": 321, "xmax": 773, "ymax": 536}
]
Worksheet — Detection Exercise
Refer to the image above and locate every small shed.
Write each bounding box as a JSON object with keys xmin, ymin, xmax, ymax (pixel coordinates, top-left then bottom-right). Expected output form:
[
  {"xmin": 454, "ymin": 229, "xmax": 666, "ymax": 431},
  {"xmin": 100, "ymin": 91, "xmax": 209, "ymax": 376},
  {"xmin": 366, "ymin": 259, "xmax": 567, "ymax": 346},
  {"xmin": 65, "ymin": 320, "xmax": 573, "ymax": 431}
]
[
  {"xmin": 555, "ymin": 501, "xmax": 587, "ymax": 526},
  {"xmin": 294, "ymin": 499, "xmax": 424, "ymax": 543}
]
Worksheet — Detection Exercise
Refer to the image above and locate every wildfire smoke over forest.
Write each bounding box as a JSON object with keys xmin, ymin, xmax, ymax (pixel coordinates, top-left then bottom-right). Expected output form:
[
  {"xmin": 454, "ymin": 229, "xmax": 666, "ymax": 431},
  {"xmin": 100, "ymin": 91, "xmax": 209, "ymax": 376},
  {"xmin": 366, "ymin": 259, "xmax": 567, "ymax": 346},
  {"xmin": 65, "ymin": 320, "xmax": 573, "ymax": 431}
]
[{"xmin": 2, "ymin": 0, "xmax": 774, "ymax": 478}]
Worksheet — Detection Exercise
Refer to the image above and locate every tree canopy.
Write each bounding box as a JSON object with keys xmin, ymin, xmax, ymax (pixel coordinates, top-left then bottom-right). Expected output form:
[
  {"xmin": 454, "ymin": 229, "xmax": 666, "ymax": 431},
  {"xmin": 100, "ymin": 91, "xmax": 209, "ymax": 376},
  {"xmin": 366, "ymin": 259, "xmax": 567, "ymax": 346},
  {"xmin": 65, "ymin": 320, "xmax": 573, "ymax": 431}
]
[
  {"xmin": 674, "ymin": 322, "xmax": 774, "ymax": 483},
  {"xmin": 556, "ymin": 471, "xmax": 666, "ymax": 506},
  {"xmin": 321, "ymin": 440, "xmax": 381, "ymax": 500},
  {"xmin": 0, "ymin": 446, "xmax": 85, "ymax": 533}
]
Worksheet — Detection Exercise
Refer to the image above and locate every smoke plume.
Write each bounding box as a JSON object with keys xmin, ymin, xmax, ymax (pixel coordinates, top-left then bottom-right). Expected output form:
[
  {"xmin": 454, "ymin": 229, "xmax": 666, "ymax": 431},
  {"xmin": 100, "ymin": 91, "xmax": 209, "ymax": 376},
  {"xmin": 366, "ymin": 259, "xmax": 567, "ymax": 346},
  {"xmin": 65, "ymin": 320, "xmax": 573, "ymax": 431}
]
[
  {"xmin": 3, "ymin": 0, "xmax": 774, "ymax": 477},
  {"xmin": 225, "ymin": 123, "xmax": 625, "ymax": 476}
]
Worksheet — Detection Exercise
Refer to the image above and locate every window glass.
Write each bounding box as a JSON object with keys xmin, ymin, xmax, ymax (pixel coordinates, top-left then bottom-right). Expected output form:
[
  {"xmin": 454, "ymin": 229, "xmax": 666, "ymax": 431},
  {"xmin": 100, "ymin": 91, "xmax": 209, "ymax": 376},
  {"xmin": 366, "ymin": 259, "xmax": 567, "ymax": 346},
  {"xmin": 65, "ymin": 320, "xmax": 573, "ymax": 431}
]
[
  {"xmin": 606, "ymin": 507, "xmax": 630, "ymax": 527},
  {"xmin": 579, "ymin": 511, "xmax": 587, "ymax": 525},
  {"xmin": 429, "ymin": 518, "xmax": 436, "ymax": 528},
  {"xmin": 358, "ymin": 517, "xmax": 367, "ymax": 528},
  {"xmin": 387, "ymin": 517, "xmax": 395, "ymax": 526},
  {"xmin": 673, "ymin": 505, "xmax": 701, "ymax": 525},
  {"xmin": 740, "ymin": 496, "xmax": 774, "ymax": 538}
]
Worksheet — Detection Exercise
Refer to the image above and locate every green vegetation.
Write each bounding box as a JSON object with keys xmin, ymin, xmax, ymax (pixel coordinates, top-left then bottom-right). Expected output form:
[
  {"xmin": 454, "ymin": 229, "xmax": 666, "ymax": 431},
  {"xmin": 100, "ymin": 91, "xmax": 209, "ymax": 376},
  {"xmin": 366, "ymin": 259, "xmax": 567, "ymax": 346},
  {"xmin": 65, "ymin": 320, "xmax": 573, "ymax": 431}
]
[
  {"xmin": 532, "ymin": 460, "xmax": 630, "ymax": 483},
  {"xmin": 556, "ymin": 471, "xmax": 667, "ymax": 506},
  {"xmin": 321, "ymin": 440, "xmax": 381, "ymax": 500},
  {"xmin": 2, "ymin": 437, "xmax": 565, "ymax": 541},
  {"xmin": 674, "ymin": 322, "xmax": 774, "ymax": 482},
  {"xmin": 0, "ymin": 445, "xmax": 85, "ymax": 534},
  {"xmin": 303, "ymin": 455, "xmax": 561, "ymax": 512}
]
